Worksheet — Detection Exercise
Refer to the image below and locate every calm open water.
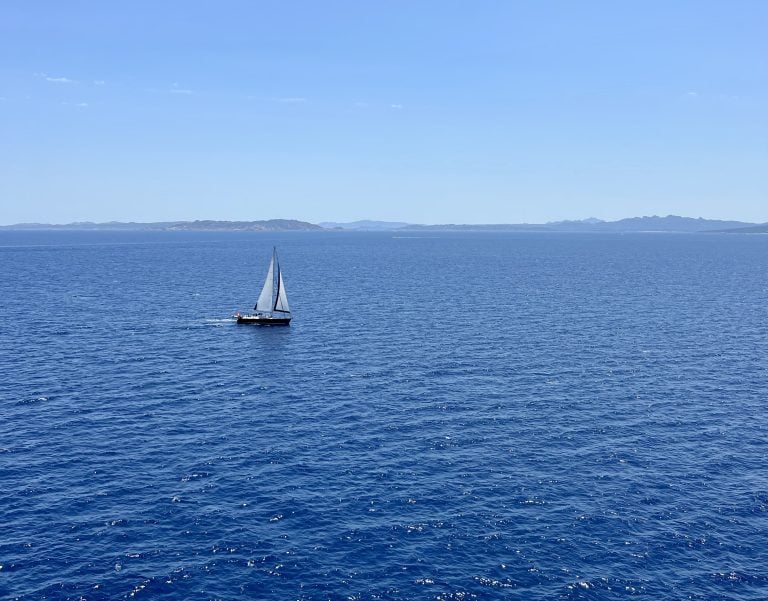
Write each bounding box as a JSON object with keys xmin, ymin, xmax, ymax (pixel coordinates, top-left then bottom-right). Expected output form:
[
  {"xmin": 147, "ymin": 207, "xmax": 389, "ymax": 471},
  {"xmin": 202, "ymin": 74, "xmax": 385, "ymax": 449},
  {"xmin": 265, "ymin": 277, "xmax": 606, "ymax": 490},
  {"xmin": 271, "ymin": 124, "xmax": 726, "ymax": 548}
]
[{"xmin": 1, "ymin": 231, "xmax": 767, "ymax": 600}]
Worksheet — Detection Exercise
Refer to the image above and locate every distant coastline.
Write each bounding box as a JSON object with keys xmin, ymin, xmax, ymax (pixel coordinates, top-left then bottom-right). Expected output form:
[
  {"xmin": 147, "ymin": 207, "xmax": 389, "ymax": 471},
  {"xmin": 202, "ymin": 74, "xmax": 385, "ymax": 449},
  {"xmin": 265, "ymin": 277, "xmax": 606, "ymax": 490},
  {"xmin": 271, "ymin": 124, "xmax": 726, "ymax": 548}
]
[
  {"xmin": 0, "ymin": 219, "xmax": 323, "ymax": 232},
  {"xmin": 2, "ymin": 215, "xmax": 766, "ymax": 234}
]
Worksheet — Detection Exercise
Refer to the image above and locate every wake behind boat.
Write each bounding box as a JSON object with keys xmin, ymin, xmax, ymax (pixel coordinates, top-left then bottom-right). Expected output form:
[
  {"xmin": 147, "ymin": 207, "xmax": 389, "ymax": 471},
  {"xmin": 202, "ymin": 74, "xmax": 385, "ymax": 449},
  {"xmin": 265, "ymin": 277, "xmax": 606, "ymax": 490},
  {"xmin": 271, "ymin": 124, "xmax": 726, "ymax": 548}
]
[{"xmin": 236, "ymin": 247, "xmax": 291, "ymax": 325}]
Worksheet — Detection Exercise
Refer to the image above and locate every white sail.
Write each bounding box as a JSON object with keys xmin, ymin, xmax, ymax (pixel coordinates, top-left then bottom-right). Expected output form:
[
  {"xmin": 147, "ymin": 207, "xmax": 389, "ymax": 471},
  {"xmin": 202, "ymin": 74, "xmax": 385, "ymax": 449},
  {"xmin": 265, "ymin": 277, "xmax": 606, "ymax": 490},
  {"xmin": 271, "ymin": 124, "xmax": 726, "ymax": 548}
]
[
  {"xmin": 275, "ymin": 270, "xmax": 290, "ymax": 313},
  {"xmin": 255, "ymin": 256, "xmax": 274, "ymax": 312}
]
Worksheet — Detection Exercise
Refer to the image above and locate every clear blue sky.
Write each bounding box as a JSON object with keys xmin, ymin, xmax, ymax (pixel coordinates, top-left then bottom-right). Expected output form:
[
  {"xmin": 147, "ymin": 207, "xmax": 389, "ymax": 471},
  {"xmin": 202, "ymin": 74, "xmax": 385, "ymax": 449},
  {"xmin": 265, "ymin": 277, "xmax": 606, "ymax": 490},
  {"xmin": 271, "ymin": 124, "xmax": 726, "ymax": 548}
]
[{"xmin": 1, "ymin": 1, "xmax": 766, "ymax": 225}]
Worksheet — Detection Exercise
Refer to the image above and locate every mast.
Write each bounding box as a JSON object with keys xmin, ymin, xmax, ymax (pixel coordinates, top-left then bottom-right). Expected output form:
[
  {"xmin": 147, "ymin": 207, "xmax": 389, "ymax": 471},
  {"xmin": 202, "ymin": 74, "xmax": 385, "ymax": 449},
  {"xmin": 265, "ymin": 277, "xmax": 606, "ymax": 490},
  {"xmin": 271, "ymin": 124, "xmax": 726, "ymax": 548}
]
[{"xmin": 273, "ymin": 247, "xmax": 280, "ymax": 312}]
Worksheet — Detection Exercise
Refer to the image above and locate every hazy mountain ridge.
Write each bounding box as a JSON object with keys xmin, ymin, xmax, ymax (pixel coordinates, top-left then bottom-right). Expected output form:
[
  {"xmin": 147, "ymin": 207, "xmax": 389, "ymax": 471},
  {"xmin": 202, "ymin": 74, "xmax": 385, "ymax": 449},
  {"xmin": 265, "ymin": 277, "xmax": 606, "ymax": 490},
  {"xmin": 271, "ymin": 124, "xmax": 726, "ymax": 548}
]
[
  {"xmin": 319, "ymin": 220, "xmax": 413, "ymax": 231},
  {"xmin": 597, "ymin": 215, "xmax": 756, "ymax": 232},
  {"xmin": 2, "ymin": 215, "xmax": 763, "ymax": 233},
  {"xmin": 397, "ymin": 215, "xmax": 758, "ymax": 233}
]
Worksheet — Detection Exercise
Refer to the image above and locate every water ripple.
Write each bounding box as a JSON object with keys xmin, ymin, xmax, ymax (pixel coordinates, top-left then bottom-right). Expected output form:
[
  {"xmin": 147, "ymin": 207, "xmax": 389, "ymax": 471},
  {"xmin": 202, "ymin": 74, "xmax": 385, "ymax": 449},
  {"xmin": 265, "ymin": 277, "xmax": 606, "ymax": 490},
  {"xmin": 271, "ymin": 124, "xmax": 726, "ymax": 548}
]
[{"xmin": 1, "ymin": 231, "xmax": 767, "ymax": 599}]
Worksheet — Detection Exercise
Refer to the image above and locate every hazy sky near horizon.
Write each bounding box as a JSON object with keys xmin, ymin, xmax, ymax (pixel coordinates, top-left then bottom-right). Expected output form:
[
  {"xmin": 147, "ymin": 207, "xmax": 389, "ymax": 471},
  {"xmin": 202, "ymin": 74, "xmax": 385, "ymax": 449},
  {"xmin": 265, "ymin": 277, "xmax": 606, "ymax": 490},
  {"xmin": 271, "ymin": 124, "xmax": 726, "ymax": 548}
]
[{"xmin": 1, "ymin": 1, "xmax": 766, "ymax": 225}]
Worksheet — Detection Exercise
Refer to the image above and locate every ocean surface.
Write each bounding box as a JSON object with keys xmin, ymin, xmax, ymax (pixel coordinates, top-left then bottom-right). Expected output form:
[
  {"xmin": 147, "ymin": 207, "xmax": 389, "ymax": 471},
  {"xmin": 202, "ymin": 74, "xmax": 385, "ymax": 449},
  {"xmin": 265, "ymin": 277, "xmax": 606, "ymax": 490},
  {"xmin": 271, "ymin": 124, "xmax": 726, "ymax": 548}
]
[{"xmin": 1, "ymin": 230, "xmax": 767, "ymax": 600}]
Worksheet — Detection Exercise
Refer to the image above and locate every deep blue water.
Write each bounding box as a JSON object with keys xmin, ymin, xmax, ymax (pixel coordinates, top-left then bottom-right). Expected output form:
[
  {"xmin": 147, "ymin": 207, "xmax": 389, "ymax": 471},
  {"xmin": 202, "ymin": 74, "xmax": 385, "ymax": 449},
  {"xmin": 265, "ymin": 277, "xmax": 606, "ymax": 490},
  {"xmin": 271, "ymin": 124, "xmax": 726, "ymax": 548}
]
[{"xmin": 1, "ymin": 231, "xmax": 767, "ymax": 600}]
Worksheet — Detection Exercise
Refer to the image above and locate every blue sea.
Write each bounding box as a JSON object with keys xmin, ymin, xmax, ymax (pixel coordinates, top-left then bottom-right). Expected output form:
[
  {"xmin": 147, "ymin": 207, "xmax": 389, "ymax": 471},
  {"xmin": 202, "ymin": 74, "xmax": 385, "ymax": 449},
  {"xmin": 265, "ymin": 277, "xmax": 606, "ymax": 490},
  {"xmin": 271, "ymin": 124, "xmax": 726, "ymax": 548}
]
[{"xmin": 1, "ymin": 231, "xmax": 767, "ymax": 600}]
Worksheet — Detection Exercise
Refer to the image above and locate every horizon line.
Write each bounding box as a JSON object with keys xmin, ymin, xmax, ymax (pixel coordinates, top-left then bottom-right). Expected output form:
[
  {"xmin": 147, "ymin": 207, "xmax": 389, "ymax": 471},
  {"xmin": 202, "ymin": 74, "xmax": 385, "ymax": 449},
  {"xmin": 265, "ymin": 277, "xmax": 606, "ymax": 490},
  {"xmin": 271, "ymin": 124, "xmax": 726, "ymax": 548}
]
[{"xmin": 1, "ymin": 214, "xmax": 766, "ymax": 228}]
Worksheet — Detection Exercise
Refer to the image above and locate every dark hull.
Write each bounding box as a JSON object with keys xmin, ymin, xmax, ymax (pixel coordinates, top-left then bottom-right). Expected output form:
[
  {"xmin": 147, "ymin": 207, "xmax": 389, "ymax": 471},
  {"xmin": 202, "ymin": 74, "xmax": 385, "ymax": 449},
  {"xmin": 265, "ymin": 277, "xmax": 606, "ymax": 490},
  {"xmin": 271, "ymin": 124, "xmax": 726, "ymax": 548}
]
[{"xmin": 236, "ymin": 315, "xmax": 291, "ymax": 326}]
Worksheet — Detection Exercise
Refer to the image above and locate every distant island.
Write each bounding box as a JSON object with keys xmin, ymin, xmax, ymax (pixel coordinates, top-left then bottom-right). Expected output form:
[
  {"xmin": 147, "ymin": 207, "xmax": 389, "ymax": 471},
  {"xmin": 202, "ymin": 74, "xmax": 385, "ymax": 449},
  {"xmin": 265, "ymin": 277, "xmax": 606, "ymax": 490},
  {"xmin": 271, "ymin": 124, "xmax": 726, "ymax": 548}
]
[
  {"xmin": 0, "ymin": 219, "xmax": 323, "ymax": 232},
  {"xmin": 2, "ymin": 215, "xmax": 766, "ymax": 233}
]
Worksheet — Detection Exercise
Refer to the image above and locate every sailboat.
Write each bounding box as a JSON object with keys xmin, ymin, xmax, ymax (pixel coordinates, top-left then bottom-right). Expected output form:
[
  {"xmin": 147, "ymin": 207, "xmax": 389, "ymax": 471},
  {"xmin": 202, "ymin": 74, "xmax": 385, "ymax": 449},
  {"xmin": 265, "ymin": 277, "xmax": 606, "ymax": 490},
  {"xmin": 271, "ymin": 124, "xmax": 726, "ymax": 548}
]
[{"xmin": 236, "ymin": 247, "xmax": 292, "ymax": 325}]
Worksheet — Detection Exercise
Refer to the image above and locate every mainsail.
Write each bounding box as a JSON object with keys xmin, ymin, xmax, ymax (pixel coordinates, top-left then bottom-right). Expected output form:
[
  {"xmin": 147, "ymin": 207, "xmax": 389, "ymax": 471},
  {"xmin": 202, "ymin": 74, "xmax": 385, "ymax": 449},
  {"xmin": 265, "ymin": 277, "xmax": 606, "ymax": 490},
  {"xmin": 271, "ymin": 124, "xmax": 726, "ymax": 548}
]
[{"xmin": 255, "ymin": 255, "xmax": 275, "ymax": 312}]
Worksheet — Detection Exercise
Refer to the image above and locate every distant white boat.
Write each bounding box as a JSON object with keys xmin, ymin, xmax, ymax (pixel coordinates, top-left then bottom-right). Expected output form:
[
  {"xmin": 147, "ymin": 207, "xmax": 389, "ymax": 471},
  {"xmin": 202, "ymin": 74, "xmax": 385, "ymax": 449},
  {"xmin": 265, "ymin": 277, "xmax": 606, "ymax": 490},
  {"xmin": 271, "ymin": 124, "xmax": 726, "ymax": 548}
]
[{"xmin": 236, "ymin": 247, "xmax": 291, "ymax": 325}]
